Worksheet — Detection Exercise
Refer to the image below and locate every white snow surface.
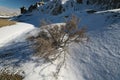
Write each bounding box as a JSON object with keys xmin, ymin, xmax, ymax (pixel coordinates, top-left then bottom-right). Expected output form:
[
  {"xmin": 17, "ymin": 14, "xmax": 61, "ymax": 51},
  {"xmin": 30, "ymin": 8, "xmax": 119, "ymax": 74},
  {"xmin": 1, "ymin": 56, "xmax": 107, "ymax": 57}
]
[
  {"xmin": 0, "ymin": 23, "xmax": 35, "ymax": 47},
  {"xmin": 0, "ymin": 16, "xmax": 11, "ymax": 19},
  {"xmin": 61, "ymin": 0, "xmax": 69, "ymax": 4},
  {"xmin": 0, "ymin": 21, "xmax": 119, "ymax": 80},
  {"xmin": 96, "ymin": 8, "xmax": 120, "ymax": 13},
  {"xmin": 0, "ymin": 1, "xmax": 120, "ymax": 80}
]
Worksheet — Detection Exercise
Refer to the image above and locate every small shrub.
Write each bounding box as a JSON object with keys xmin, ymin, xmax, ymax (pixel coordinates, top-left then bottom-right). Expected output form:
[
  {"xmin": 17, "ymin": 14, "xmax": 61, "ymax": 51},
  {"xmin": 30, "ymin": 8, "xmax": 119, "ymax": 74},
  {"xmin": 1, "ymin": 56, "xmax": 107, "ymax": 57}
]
[
  {"xmin": 28, "ymin": 15, "xmax": 87, "ymax": 60},
  {"xmin": 0, "ymin": 71, "xmax": 23, "ymax": 80},
  {"xmin": 27, "ymin": 15, "xmax": 88, "ymax": 79}
]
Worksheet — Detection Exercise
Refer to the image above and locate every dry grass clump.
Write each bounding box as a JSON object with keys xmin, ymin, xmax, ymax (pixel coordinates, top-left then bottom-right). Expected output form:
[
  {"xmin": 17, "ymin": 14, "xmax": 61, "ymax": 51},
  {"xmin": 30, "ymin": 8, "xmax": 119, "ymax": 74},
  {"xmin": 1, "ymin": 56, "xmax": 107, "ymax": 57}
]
[
  {"xmin": 0, "ymin": 19, "xmax": 16, "ymax": 27},
  {"xmin": 0, "ymin": 71, "xmax": 23, "ymax": 80}
]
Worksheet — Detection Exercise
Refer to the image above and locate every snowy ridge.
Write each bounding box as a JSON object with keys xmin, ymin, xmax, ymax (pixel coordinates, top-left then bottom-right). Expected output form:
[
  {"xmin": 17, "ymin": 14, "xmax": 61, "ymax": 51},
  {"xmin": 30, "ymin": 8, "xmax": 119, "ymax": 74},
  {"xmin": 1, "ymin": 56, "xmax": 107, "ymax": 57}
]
[
  {"xmin": 16, "ymin": 0, "xmax": 120, "ymax": 27},
  {"xmin": 96, "ymin": 8, "xmax": 120, "ymax": 13}
]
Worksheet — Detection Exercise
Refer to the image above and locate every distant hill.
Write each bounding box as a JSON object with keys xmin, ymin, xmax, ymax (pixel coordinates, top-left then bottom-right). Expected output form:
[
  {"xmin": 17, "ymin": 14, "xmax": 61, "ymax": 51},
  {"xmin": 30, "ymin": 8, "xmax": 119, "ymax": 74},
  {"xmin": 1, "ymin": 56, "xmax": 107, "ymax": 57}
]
[{"xmin": 0, "ymin": 6, "xmax": 20, "ymax": 16}]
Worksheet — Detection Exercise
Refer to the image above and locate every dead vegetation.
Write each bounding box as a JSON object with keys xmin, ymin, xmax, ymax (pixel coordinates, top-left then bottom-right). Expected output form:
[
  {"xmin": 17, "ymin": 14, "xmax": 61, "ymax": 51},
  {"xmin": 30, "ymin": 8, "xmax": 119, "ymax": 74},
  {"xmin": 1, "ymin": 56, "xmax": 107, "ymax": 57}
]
[
  {"xmin": 0, "ymin": 19, "xmax": 16, "ymax": 27},
  {"xmin": 0, "ymin": 70, "xmax": 23, "ymax": 80},
  {"xmin": 28, "ymin": 15, "xmax": 87, "ymax": 60},
  {"xmin": 27, "ymin": 15, "xmax": 88, "ymax": 79}
]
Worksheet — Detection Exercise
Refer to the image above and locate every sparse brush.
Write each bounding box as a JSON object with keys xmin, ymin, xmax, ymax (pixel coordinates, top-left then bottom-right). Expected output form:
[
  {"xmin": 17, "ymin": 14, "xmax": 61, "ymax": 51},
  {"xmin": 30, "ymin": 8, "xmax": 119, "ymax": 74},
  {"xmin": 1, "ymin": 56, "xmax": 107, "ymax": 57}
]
[
  {"xmin": 28, "ymin": 15, "xmax": 87, "ymax": 61},
  {"xmin": 27, "ymin": 15, "xmax": 88, "ymax": 80},
  {"xmin": 0, "ymin": 70, "xmax": 23, "ymax": 80}
]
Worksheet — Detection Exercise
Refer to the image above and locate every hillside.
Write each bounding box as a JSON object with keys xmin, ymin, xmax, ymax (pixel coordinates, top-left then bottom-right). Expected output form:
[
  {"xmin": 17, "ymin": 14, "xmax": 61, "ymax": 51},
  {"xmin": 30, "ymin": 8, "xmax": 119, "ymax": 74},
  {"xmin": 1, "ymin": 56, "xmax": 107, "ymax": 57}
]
[
  {"xmin": 16, "ymin": 0, "xmax": 120, "ymax": 27},
  {"xmin": 0, "ymin": 0, "xmax": 120, "ymax": 80},
  {"xmin": 0, "ymin": 6, "xmax": 20, "ymax": 16}
]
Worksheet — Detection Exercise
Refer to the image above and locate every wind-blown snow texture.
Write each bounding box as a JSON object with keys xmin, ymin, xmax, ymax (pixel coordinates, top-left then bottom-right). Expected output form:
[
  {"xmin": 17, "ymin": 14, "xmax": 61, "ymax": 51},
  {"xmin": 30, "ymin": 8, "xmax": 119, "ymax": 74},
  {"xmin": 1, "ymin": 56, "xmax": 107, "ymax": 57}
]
[
  {"xmin": 0, "ymin": 0, "xmax": 120, "ymax": 80},
  {"xmin": 69, "ymin": 25, "xmax": 120, "ymax": 80}
]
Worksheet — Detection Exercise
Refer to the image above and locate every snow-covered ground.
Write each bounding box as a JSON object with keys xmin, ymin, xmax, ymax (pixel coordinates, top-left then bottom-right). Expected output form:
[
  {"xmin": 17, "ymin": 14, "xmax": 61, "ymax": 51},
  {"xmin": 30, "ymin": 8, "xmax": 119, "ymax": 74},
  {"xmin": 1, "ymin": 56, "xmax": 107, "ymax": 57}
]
[
  {"xmin": 69, "ymin": 23, "xmax": 120, "ymax": 80},
  {"xmin": 0, "ymin": 23, "xmax": 35, "ymax": 47},
  {"xmin": 0, "ymin": 1, "xmax": 120, "ymax": 80},
  {"xmin": 0, "ymin": 16, "xmax": 11, "ymax": 19},
  {"xmin": 96, "ymin": 8, "xmax": 120, "ymax": 13}
]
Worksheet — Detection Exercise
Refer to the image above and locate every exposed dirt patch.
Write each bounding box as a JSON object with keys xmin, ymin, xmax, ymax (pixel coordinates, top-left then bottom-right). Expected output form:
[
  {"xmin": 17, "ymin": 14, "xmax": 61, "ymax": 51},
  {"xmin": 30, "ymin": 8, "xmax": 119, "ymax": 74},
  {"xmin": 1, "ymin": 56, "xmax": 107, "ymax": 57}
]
[{"xmin": 0, "ymin": 19, "xmax": 16, "ymax": 27}]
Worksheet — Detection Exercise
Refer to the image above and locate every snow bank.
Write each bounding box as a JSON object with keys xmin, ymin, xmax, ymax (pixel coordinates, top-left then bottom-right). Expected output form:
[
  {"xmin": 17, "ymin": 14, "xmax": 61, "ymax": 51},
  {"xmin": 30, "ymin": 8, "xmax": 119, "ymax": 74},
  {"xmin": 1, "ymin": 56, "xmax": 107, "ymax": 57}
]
[
  {"xmin": 96, "ymin": 8, "xmax": 120, "ymax": 13},
  {"xmin": 0, "ymin": 23, "xmax": 35, "ymax": 47},
  {"xmin": 0, "ymin": 16, "xmax": 10, "ymax": 19}
]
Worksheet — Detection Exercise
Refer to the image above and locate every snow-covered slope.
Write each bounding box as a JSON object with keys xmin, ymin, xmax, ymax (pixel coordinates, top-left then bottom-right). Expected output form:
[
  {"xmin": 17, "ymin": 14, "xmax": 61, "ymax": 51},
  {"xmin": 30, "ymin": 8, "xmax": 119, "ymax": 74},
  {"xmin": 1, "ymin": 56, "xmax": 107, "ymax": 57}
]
[
  {"xmin": 0, "ymin": 1, "xmax": 120, "ymax": 80},
  {"xmin": 16, "ymin": 0, "xmax": 120, "ymax": 27},
  {"xmin": 0, "ymin": 23, "xmax": 35, "ymax": 47},
  {"xmin": 69, "ymin": 23, "xmax": 120, "ymax": 80},
  {"xmin": 0, "ymin": 9, "xmax": 120, "ymax": 80},
  {"xmin": 15, "ymin": 0, "xmax": 90, "ymax": 26}
]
